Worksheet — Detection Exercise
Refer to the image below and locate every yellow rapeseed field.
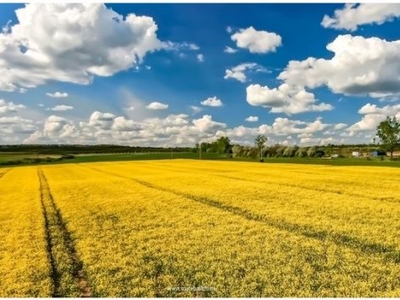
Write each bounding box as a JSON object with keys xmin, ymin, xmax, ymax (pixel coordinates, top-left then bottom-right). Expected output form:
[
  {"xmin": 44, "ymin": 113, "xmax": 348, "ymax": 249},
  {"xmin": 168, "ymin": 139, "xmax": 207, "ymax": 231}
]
[
  {"xmin": 1, "ymin": 160, "xmax": 400, "ymax": 297},
  {"xmin": 0, "ymin": 167, "xmax": 52, "ymax": 297}
]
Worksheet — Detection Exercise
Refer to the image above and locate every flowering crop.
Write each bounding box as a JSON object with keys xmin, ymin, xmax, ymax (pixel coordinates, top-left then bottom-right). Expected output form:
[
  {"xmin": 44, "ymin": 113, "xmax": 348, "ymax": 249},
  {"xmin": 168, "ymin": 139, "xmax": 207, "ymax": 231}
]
[
  {"xmin": 2, "ymin": 160, "xmax": 400, "ymax": 296},
  {"xmin": 0, "ymin": 167, "xmax": 52, "ymax": 297}
]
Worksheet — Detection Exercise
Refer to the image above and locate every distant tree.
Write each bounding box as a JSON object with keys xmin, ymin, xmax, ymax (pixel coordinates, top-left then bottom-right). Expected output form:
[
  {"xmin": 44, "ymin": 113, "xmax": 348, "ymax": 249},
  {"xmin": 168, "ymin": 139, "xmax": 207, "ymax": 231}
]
[
  {"xmin": 324, "ymin": 144, "xmax": 334, "ymax": 156},
  {"xmin": 314, "ymin": 148, "xmax": 325, "ymax": 158},
  {"xmin": 291, "ymin": 145, "xmax": 299, "ymax": 157},
  {"xmin": 265, "ymin": 144, "xmax": 281, "ymax": 157},
  {"xmin": 307, "ymin": 146, "xmax": 316, "ymax": 157},
  {"xmin": 216, "ymin": 136, "xmax": 231, "ymax": 155},
  {"xmin": 282, "ymin": 147, "xmax": 291, "ymax": 157},
  {"xmin": 276, "ymin": 147, "xmax": 285, "ymax": 157},
  {"xmin": 261, "ymin": 146, "xmax": 269, "ymax": 158},
  {"xmin": 376, "ymin": 116, "xmax": 400, "ymax": 159},
  {"xmin": 209, "ymin": 141, "xmax": 219, "ymax": 153},
  {"xmin": 248, "ymin": 147, "xmax": 258, "ymax": 159},
  {"xmin": 232, "ymin": 145, "xmax": 244, "ymax": 158},
  {"xmin": 254, "ymin": 135, "xmax": 268, "ymax": 161},
  {"xmin": 295, "ymin": 147, "xmax": 308, "ymax": 158},
  {"xmin": 281, "ymin": 146, "xmax": 298, "ymax": 158}
]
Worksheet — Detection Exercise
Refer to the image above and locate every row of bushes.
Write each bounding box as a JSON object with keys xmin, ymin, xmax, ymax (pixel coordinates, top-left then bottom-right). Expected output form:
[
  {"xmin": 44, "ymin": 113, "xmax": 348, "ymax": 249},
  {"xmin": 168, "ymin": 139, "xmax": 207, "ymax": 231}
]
[{"xmin": 231, "ymin": 145, "xmax": 329, "ymax": 159}]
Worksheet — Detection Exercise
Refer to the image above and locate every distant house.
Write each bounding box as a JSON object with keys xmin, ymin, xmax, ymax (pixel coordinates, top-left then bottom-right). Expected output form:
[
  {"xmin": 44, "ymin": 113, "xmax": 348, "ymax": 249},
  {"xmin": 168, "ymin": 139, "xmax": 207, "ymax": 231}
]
[
  {"xmin": 331, "ymin": 154, "xmax": 339, "ymax": 158},
  {"xmin": 352, "ymin": 151, "xmax": 360, "ymax": 157},
  {"xmin": 386, "ymin": 151, "xmax": 400, "ymax": 157}
]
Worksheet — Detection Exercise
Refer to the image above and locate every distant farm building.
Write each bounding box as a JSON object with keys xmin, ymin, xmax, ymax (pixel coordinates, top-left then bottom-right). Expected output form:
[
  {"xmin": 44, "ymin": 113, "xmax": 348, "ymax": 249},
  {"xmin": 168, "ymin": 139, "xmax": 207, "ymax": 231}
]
[{"xmin": 386, "ymin": 151, "xmax": 400, "ymax": 158}]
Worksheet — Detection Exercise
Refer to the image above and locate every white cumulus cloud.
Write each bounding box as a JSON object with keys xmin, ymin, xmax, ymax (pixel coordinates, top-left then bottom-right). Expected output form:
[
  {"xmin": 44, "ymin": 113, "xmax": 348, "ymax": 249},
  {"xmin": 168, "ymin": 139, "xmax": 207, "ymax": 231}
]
[
  {"xmin": 88, "ymin": 111, "xmax": 115, "ymax": 129},
  {"xmin": 230, "ymin": 26, "xmax": 282, "ymax": 54},
  {"xmin": 278, "ymin": 34, "xmax": 400, "ymax": 97},
  {"xmin": 162, "ymin": 41, "xmax": 199, "ymax": 51},
  {"xmin": 200, "ymin": 96, "xmax": 223, "ymax": 107},
  {"xmin": 112, "ymin": 116, "xmax": 142, "ymax": 132},
  {"xmin": 46, "ymin": 92, "xmax": 68, "ymax": 98},
  {"xmin": 358, "ymin": 103, "xmax": 400, "ymax": 115},
  {"xmin": 246, "ymin": 83, "xmax": 333, "ymax": 115},
  {"xmin": 322, "ymin": 3, "xmax": 400, "ymax": 31},
  {"xmin": 224, "ymin": 63, "xmax": 266, "ymax": 83},
  {"xmin": 146, "ymin": 101, "xmax": 169, "ymax": 110},
  {"xmin": 50, "ymin": 105, "xmax": 74, "ymax": 112},
  {"xmin": 0, "ymin": 3, "xmax": 163, "ymax": 92},
  {"xmin": 347, "ymin": 114, "xmax": 387, "ymax": 132},
  {"xmin": 245, "ymin": 116, "xmax": 258, "ymax": 122},
  {"xmin": 224, "ymin": 46, "xmax": 238, "ymax": 54},
  {"xmin": 0, "ymin": 99, "xmax": 26, "ymax": 113},
  {"xmin": 333, "ymin": 123, "xmax": 348, "ymax": 130},
  {"xmin": 271, "ymin": 117, "xmax": 328, "ymax": 136},
  {"xmin": 18, "ymin": 109, "xmax": 370, "ymax": 146},
  {"xmin": 197, "ymin": 54, "xmax": 204, "ymax": 62},
  {"xmin": 348, "ymin": 103, "xmax": 400, "ymax": 132},
  {"xmin": 192, "ymin": 115, "xmax": 226, "ymax": 133},
  {"xmin": 190, "ymin": 105, "xmax": 203, "ymax": 114}
]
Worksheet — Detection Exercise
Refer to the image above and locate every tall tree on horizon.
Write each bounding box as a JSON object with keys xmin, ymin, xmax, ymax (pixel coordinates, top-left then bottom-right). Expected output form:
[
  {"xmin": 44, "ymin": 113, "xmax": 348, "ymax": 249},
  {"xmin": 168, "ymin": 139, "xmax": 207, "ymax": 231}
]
[
  {"xmin": 255, "ymin": 135, "xmax": 268, "ymax": 161},
  {"xmin": 376, "ymin": 116, "xmax": 400, "ymax": 159}
]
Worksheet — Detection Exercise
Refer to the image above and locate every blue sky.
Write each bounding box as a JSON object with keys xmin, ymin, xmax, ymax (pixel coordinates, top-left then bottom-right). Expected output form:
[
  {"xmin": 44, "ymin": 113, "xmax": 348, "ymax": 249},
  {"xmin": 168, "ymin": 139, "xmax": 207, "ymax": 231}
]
[{"xmin": 1, "ymin": 3, "xmax": 400, "ymax": 146}]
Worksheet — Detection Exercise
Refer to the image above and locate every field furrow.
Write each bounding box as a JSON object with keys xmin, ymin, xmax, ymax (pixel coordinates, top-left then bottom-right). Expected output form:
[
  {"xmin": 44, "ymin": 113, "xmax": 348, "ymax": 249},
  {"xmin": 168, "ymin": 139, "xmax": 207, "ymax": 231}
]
[
  {"xmin": 37, "ymin": 168, "xmax": 92, "ymax": 297},
  {"xmin": 0, "ymin": 168, "xmax": 10, "ymax": 179}
]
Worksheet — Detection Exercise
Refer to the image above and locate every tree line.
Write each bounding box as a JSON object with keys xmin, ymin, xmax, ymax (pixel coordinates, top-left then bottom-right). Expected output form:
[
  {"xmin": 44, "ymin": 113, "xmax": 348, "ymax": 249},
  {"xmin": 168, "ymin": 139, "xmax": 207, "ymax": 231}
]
[
  {"xmin": 196, "ymin": 136, "xmax": 332, "ymax": 159},
  {"xmin": 194, "ymin": 116, "xmax": 400, "ymax": 160},
  {"xmin": 0, "ymin": 144, "xmax": 194, "ymax": 154}
]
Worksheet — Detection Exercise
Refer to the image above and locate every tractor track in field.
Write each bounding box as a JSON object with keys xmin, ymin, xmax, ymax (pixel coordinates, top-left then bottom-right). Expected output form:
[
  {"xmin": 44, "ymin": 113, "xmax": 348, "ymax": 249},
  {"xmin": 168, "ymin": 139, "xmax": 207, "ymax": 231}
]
[
  {"xmin": 38, "ymin": 168, "xmax": 92, "ymax": 297},
  {"xmin": 0, "ymin": 169, "xmax": 11, "ymax": 179},
  {"xmin": 80, "ymin": 164, "xmax": 400, "ymax": 265}
]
